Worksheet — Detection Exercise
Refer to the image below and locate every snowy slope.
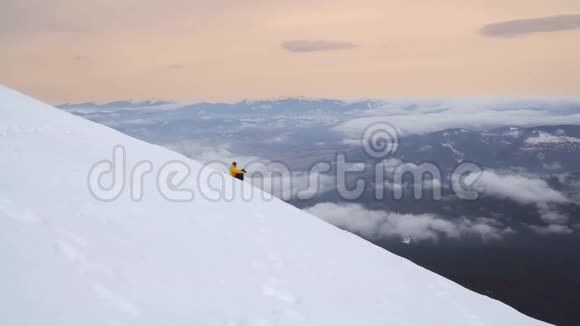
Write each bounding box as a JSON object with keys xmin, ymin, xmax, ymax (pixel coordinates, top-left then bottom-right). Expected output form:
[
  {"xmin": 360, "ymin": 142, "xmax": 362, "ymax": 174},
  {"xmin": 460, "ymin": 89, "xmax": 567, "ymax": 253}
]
[{"xmin": 0, "ymin": 85, "xmax": 550, "ymax": 326}]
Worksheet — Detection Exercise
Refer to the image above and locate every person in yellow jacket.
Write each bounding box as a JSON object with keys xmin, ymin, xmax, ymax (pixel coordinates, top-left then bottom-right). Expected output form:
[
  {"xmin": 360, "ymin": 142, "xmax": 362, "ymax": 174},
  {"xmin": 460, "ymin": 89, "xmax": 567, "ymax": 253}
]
[{"xmin": 229, "ymin": 161, "xmax": 246, "ymax": 180}]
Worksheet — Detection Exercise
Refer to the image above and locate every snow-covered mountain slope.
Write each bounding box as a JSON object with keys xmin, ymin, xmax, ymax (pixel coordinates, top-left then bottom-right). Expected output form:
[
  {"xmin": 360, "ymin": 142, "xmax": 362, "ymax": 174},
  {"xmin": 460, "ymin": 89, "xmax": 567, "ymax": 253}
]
[
  {"xmin": 0, "ymin": 85, "xmax": 550, "ymax": 326},
  {"xmin": 522, "ymin": 130, "xmax": 580, "ymax": 151}
]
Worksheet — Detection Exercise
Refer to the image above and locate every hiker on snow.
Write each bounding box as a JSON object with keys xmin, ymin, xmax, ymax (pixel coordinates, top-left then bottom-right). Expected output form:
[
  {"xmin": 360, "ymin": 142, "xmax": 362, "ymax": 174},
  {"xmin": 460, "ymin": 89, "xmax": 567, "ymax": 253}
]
[{"xmin": 229, "ymin": 161, "xmax": 246, "ymax": 180}]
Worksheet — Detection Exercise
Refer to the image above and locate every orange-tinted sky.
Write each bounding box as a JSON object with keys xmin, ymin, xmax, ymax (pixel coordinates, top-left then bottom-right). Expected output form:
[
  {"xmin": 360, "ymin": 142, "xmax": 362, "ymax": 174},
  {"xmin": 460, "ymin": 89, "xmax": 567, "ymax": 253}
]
[{"xmin": 1, "ymin": 0, "xmax": 580, "ymax": 103}]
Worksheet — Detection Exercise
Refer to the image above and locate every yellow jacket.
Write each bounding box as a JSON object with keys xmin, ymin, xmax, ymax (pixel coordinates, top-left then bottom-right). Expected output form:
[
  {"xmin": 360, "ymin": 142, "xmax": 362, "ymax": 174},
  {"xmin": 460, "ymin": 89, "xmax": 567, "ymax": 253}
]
[{"xmin": 229, "ymin": 165, "xmax": 245, "ymax": 176}]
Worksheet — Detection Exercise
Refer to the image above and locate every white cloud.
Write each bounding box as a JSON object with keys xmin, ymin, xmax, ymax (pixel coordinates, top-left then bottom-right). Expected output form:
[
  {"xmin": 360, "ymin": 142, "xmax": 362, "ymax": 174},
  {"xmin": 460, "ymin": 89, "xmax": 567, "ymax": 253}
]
[
  {"xmin": 470, "ymin": 170, "xmax": 569, "ymax": 205},
  {"xmin": 334, "ymin": 98, "xmax": 580, "ymax": 137},
  {"xmin": 422, "ymin": 178, "xmax": 441, "ymax": 189},
  {"xmin": 554, "ymin": 129, "xmax": 567, "ymax": 136},
  {"xmin": 528, "ymin": 224, "xmax": 574, "ymax": 235},
  {"xmin": 250, "ymin": 170, "xmax": 335, "ymax": 200},
  {"xmin": 537, "ymin": 203, "xmax": 569, "ymax": 224},
  {"xmin": 468, "ymin": 171, "xmax": 576, "ymax": 236},
  {"xmin": 263, "ymin": 135, "xmax": 289, "ymax": 144},
  {"xmin": 381, "ymin": 158, "xmax": 403, "ymax": 175},
  {"xmin": 542, "ymin": 162, "xmax": 563, "ymax": 171},
  {"xmin": 167, "ymin": 141, "xmax": 336, "ymax": 200},
  {"xmin": 342, "ymin": 138, "xmax": 360, "ymax": 145},
  {"xmin": 383, "ymin": 180, "xmax": 402, "ymax": 193},
  {"xmin": 305, "ymin": 202, "xmax": 513, "ymax": 242},
  {"xmin": 164, "ymin": 140, "xmax": 265, "ymax": 178}
]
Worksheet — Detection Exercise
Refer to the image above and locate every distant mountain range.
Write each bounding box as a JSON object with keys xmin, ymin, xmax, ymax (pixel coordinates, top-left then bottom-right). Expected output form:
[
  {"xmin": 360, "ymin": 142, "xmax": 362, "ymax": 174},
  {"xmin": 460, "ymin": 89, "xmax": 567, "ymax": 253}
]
[
  {"xmin": 57, "ymin": 100, "xmax": 175, "ymax": 110},
  {"xmin": 389, "ymin": 125, "xmax": 580, "ymax": 172}
]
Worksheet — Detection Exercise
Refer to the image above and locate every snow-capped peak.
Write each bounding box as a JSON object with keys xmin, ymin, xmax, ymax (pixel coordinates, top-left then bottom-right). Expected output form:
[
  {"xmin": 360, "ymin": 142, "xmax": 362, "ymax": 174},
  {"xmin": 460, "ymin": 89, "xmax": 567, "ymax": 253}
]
[
  {"xmin": 523, "ymin": 131, "xmax": 580, "ymax": 147},
  {"xmin": 0, "ymin": 85, "xmax": 549, "ymax": 325},
  {"xmin": 519, "ymin": 130, "xmax": 580, "ymax": 161},
  {"xmin": 503, "ymin": 127, "xmax": 523, "ymax": 138}
]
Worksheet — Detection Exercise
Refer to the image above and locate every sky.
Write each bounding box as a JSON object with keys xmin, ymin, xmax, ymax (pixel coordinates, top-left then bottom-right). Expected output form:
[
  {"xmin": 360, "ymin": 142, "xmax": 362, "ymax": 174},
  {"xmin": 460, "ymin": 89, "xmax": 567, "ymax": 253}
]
[{"xmin": 1, "ymin": 0, "xmax": 580, "ymax": 103}]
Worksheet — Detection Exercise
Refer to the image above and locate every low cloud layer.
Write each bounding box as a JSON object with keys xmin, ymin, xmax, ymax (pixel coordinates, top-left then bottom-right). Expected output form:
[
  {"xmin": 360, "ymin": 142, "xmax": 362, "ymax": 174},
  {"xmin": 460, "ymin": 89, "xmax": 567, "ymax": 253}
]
[
  {"xmin": 469, "ymin": 170, "xmax": 576, "ymax": 235},
  {"xmin": 166, "ymin": 141, "xmax": 335, "ymax": 200},
  {"xmin": 480, "ymin": 14, "xmax": 580, "ymax": 38},
  {"xmin": 281, "ymin": 40, "xmax": 357, "ymax": 53},
  {"xmin": 471, "ymin": 170, "xmax": 569, "ymax": 205},
  {"xmin": 305, "ymin": 202, "xmax": 513, "ymax": 242},
  {"xmin": 334, "ymin": 98, "xmax": 580, "ymax": 137},
  {"xmin": 528, "ymin": 224, "xmax": 574, "ymax": 235}
]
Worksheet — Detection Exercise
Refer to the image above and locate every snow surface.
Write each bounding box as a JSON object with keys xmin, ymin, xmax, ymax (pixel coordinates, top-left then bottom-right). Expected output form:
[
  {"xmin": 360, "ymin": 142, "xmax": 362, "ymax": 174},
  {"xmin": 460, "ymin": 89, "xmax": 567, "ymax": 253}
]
[
  {"xmin": 441, "ymin": 142, "xmax": 465, "ymax": 163},
  {"xmin": 0, "ymin": 85, "xmax": 550, "ymax": 326}
]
